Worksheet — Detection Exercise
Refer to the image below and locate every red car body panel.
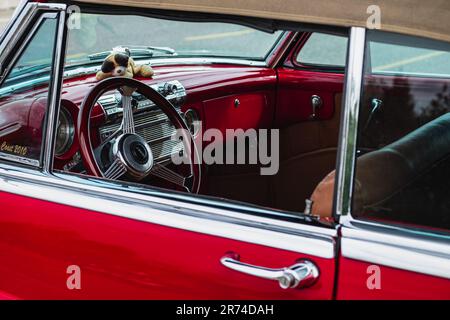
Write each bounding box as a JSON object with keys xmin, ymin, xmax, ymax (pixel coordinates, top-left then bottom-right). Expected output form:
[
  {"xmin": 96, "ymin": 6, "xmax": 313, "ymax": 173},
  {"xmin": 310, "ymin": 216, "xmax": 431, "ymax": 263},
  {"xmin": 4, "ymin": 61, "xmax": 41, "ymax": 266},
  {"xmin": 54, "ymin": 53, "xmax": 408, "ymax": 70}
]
[
  {"xmin": 0, "ymin": 191, "xmax": 335, "ymax": 299},
  {"xmin": 337, "ymin": 257, "xmax": 450, "ymax": 300}
]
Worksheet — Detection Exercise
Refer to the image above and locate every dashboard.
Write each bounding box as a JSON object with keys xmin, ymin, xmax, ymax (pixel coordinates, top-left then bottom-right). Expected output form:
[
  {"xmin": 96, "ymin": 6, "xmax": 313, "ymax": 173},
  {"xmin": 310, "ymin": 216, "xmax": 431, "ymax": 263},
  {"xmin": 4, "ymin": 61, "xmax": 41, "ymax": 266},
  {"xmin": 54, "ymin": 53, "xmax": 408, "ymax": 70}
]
[{"xmin": 48, "ymin": 64, "xmax": 279, "ymax": 173}]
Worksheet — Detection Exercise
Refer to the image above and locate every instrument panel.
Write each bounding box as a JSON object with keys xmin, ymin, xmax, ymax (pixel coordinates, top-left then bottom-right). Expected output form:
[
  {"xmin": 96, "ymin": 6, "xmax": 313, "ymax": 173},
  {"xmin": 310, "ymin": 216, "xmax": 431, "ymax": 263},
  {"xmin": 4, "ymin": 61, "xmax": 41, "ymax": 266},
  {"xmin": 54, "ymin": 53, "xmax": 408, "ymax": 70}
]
[{"xmin": 96, "ymin": 80, "xmax": 187, "ymax": 164}]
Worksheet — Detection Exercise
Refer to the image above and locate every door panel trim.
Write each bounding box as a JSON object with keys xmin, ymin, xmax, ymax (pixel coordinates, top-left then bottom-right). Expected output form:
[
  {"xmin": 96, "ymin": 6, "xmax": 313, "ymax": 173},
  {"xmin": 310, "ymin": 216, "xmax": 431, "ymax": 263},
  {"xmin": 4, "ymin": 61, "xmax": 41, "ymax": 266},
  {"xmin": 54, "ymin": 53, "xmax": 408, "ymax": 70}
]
[
  {"xmin": 0, "ymin": 162, "xmax": 336, "ymax": 258},
  {"xmin": 341, "ymin": 221, "xmax": 450, "ymax": 279}
]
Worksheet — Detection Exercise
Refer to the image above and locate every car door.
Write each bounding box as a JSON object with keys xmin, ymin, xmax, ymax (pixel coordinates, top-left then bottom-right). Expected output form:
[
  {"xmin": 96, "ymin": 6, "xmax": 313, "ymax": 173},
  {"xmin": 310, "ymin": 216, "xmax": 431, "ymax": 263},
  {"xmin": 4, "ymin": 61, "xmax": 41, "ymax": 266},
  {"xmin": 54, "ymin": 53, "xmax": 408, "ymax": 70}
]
[
  {"xmin": 0, "ymin": 3, "xmax": 337, "ymax": 300},
  {"xmin": 335, "ymin": 28, "xmax": 450, "ymax": 299}
]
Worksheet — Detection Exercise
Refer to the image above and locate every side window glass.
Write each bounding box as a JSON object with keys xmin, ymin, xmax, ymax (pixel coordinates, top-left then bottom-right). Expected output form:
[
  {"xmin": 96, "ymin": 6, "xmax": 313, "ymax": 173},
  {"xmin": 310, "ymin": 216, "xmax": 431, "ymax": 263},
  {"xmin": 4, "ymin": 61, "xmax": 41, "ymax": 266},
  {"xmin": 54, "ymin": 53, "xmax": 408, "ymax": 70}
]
[
  {"xmin": 0, "ymin": 18, "xmax": 57, "ymax": 165},
  {"xmin": 369, "ymin": 33, "xmax": 450, "ymax": 77},
  {"xmin": 296, "ymin": 32, "xmax": 348, "ymax": 69},
  {"xmin": 354, "ymin": 30, "xmax": 450, "ymax": 232}
]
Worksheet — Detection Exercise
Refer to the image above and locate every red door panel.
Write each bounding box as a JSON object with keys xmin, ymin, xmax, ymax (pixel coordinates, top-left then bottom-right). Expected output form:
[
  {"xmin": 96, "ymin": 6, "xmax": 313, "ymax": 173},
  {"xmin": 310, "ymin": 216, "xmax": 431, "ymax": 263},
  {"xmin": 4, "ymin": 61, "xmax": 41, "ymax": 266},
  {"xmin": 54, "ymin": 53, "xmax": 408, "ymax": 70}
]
[
  {"xmin": 203, "ymin": 91, "xmax": 275, "ymax": 134},
  {"xmin": 0, "ymin": 191, "xmax": 335, "ymax": 299},
  {"xmin": 275, "ymin": 68, "xmax": 344, "ymax": 127},
  {"xmin": 337, "ymin": 257, "xmax": 450, "ymax": 300}
]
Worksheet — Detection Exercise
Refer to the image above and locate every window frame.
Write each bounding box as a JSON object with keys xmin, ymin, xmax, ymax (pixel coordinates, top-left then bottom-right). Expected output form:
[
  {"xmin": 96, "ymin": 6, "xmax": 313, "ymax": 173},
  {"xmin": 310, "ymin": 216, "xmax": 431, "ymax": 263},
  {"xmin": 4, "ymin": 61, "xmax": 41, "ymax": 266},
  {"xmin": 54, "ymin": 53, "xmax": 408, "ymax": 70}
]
[{"xmin": 0, "ymin": 7, "xmax": 63, "ymax": 168}]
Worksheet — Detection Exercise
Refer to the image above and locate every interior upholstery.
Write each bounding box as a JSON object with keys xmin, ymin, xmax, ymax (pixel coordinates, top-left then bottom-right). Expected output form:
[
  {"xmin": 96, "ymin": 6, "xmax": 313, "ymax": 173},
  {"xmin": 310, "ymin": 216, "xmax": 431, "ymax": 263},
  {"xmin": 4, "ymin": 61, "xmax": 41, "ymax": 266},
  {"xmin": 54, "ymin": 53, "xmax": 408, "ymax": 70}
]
[
  {"xmin": 205, "ymin": 94, "xmax": 342, "ymax": 213},
  {"xmin": 311, "ymin": 112, "xmax": 450, "ymax": 217}
]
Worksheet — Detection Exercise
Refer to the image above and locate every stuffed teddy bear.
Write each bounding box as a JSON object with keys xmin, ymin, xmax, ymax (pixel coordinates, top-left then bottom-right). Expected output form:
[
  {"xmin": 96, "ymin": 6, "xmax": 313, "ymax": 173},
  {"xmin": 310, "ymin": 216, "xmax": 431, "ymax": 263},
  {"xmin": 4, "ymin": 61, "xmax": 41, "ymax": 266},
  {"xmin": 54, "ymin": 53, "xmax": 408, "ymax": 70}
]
[{"xmin": 96, "ymin": 48, "xmax": 154, "ymax": 81}]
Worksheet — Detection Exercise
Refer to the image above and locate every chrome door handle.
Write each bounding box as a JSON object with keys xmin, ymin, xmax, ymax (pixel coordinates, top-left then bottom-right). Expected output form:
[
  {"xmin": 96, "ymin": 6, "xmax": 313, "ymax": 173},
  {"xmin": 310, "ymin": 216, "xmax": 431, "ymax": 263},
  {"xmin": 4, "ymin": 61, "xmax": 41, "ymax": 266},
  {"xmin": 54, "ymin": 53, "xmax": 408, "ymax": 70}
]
[{"xmin": 220, "ymin": 254, "xmax": 319, "ymax": 289}]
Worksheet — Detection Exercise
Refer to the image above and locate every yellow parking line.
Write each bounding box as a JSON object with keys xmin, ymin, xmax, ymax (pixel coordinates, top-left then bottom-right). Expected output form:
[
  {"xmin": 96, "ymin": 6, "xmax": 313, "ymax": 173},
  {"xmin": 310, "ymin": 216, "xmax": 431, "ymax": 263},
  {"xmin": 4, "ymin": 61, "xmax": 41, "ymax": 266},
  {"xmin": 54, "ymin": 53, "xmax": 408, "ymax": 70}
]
[
  {"xmin": 184, "ymin": 29, "xmax": 255, "ymax": 41},
  {"xmin": 373, "ymin": 51, "xmax": 445, "ymax": 71}
]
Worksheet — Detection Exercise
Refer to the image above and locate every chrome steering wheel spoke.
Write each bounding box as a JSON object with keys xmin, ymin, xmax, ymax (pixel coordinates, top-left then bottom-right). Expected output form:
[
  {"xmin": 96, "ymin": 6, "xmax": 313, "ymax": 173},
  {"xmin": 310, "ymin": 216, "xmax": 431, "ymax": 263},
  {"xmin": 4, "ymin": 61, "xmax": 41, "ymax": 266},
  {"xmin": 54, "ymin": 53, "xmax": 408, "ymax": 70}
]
[
  {"xmin": 121, "ymin": 94, "xmax": 135, "ymax": 134},
  {"xmin": 103, "ymin": 157, "xmax": 127, "ymax": 180},
  {"xmin": 150, "ymin": 162, "xmax": 191, "ymax": 190}
]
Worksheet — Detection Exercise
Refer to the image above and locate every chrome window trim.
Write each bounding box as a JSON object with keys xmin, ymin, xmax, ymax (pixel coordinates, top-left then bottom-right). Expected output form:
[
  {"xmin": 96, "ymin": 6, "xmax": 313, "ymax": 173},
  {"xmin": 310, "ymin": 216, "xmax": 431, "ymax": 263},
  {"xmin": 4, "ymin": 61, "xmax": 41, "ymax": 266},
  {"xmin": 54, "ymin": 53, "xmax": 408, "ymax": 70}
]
[
  {"xmin": 0, "ymin": 2, "xmax": 38, "ymax": 67},
  {"xmin": 0, "ymin": 10, "xmax": 58, "ymax": 87},
  {"xmin": 0, "ymin": 0, "xmax": 27, "ymax": 44},
  {"xmin": 333, "ymin": 27, "xmax": 365, "ymax": 217},
  {"xmin": 0, "ymin": 162, "xmax": 336, "ymax": 259},
  {"xmin": 0, "ymin": 3, "xmax": 66, "ymax": 70},
  {"xmin": 42, "ymin": 6, "xmax": 67, "ymax": 173},
  {"xmin": 0, "ymin": 5, "xmax": 63, "ymax": 167},
  {"xmin": 264, "ymin": 31, "xmax": 292, "ymax": 67},
  {"xmin": 341, "ymin": 220, "xmax": 450, "ymax": 279}
]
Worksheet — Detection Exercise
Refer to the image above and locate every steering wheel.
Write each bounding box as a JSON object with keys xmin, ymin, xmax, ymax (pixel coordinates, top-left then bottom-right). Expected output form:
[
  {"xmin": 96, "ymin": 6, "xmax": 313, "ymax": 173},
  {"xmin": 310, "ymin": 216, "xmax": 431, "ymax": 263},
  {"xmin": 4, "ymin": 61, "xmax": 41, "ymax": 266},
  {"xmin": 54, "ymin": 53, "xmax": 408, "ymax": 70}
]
[{"xmin": 77, "ymin": 77, "xmax": 201, "ymax": 193}]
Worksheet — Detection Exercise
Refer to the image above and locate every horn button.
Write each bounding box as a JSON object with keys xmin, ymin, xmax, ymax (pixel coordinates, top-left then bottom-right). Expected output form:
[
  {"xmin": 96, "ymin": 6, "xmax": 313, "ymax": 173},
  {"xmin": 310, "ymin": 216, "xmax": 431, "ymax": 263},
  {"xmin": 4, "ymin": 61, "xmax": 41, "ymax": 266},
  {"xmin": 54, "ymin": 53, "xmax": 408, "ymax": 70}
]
[
  {"xmin": 130, "ymin": 141, "xmax": 149, "ymax": 164},
  {"xmin": 112, "ymin": 133, "xmax": 154, "ymax": 180}
]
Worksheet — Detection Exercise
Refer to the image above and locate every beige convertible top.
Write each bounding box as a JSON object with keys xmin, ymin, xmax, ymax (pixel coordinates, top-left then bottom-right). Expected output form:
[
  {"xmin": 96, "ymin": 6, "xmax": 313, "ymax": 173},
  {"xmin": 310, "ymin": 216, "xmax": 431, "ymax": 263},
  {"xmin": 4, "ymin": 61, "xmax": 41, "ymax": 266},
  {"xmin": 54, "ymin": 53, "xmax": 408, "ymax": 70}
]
[{"xmin": 77, "ymin": 0, "xmax": 450, "ymax": 43}]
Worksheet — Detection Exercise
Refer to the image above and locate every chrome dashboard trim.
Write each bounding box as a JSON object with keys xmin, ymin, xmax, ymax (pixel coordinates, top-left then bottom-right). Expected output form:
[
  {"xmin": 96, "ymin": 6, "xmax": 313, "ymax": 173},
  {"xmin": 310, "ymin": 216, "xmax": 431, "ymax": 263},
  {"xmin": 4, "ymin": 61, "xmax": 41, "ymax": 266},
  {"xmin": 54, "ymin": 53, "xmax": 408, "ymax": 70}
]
[
  {"xmin": 0, "ymin": 162, "xmax": 336, "ymax": 259},
  {"xmin": 341, "ymin": 220, "xmax": 450, "ymax": 279}
]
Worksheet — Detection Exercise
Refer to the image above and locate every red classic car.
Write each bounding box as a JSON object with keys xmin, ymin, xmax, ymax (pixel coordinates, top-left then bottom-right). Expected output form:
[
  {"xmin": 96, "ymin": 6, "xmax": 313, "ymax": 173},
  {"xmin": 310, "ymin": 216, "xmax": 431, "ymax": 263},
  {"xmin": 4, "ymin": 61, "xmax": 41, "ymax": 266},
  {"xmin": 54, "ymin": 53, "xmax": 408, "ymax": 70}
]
[{"xmin": 0, "ymin": 0, "xmax": 449, "ymax": 300}]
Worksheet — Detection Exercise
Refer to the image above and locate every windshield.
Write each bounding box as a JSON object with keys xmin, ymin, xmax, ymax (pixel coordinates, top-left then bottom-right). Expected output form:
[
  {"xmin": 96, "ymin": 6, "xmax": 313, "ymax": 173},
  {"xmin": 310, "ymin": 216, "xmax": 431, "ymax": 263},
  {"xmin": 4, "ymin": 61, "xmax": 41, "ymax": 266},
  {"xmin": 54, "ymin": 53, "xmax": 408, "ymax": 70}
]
[{"xmin": 66, "ymin": 13, "xmax": 283, "ymax": 67}]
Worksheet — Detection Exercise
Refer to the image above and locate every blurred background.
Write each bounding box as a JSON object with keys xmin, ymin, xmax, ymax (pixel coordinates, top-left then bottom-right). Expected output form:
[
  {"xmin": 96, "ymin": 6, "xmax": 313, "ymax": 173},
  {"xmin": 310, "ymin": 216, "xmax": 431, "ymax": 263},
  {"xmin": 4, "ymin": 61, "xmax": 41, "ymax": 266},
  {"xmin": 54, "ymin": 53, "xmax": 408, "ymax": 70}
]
[{"xmin": 0, "ymin": 0, "xmax": 19, "ymax": 32}]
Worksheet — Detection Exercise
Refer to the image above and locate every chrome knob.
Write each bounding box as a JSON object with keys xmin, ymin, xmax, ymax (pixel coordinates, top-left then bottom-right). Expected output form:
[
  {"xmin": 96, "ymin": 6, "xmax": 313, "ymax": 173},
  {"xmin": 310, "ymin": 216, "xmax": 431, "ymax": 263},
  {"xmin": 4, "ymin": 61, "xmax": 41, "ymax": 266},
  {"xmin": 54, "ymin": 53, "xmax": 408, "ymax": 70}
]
[{"xmin": 310, "ymin": 95, "xmax": 323, "ymax": 119}]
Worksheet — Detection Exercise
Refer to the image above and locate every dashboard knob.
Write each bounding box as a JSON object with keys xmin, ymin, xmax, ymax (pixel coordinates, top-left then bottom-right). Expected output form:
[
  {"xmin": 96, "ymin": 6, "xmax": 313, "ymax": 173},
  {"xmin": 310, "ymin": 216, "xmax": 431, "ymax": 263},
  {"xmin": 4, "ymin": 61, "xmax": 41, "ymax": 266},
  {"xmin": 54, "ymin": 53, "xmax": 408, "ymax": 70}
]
[{"xmin": 163, "ymin": 83, "xmax": 178, "ymax": 95}]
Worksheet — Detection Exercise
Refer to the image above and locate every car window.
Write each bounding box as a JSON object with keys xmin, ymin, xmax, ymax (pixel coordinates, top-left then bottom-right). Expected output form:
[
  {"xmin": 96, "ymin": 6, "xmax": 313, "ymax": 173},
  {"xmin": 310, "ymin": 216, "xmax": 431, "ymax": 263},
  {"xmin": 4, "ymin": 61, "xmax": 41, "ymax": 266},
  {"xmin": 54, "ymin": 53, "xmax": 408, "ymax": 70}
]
[
  {"xmin": 370, "ymin": 33, "xmax": 450, "ymax": 77},
  {"xmin": 295, "ymin": 32, "xmax": 348, "ymax": 69},
  {"xmin": 65, "ymin": 13, "xmax": 283, "ymax": 68},
  {"xmin": 353, "ymin": 30, "xmax": 450, "ymax": 233},
  {"xmin": 0, "ymin": 17, "xmax": 57, "ymax": 165}
]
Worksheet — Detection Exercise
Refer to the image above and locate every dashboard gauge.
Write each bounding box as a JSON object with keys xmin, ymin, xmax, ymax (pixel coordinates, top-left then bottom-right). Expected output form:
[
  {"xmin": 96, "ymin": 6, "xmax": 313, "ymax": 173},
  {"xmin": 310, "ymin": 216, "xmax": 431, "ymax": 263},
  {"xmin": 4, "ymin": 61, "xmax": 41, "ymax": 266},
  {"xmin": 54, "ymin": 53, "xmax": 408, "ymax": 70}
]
[
  {"xmin": 184, "ymin": 109, "xmax": 200, "ymax": 136},
  {"xmin": 55, "ymin": 107, "xmax": 75, "ymax": 156}
]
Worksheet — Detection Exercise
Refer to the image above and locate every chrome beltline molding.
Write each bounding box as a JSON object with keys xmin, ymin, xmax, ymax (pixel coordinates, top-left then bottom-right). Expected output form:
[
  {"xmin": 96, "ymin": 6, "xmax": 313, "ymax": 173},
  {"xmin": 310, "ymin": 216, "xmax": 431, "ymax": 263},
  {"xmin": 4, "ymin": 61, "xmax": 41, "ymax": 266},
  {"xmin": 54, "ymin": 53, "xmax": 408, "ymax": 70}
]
[
  {"xmin": 341, "ymin": 221, "xmax": 450, "ymax": 279},
  {"xmin": 0, "ymin": 163, "xmax": 336, "ymax": 259}
]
